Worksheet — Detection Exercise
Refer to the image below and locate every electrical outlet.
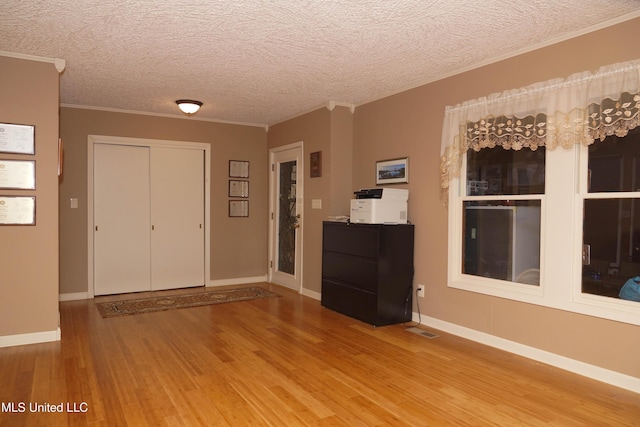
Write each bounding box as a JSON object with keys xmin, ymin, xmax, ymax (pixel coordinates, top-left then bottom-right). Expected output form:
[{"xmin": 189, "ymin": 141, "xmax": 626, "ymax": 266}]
[{"xmin": 417, "ymin": 284, "xmax": 425, "ymax": 298}]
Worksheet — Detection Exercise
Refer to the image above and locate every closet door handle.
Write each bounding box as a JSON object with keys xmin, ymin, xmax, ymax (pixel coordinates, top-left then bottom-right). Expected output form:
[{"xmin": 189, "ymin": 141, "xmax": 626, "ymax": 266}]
[{"xmin": 152, "ymin": 225, "xmax": 155, "ymax": 231}]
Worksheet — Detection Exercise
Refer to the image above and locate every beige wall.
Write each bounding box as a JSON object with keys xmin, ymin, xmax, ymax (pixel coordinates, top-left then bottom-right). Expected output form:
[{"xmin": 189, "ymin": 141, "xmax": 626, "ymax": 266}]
[
  {"xmin": 59, "ymin": 108, "xmax": 268, "ymax": 294},
  {"xmin": 0, "ymin": 56, "xmax": 60, "ymax": 337},
  {"xmin": 352, "ymin": 18, "xmax": 640, "ymax": 378},
  {"xmin": 329, "ymin": 106, "xmax": 354, "ymax": 216},
  {"xmin": 267, "ymin": 106, "xmax": 353, "ymax": 294}
]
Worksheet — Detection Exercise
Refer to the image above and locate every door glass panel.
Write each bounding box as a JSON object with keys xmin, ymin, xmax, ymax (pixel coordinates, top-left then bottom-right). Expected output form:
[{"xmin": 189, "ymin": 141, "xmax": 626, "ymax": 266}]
[{"xmin": 278, "ymin": 160, "xmax": 297, "ymax": 274}]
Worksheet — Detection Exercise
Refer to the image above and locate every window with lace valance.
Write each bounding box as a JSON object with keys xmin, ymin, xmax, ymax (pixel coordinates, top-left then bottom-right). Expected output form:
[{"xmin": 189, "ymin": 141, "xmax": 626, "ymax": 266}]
[{"xmin": 441, "ymin": 59, "xmax": 640, "ymax": 326}]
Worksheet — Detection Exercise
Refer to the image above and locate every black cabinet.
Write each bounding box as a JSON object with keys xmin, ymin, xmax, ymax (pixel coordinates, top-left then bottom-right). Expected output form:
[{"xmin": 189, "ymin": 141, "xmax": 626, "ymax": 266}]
[{"xmin": 321, "ymin": 221, "xmax": 414, "ymax": 326}]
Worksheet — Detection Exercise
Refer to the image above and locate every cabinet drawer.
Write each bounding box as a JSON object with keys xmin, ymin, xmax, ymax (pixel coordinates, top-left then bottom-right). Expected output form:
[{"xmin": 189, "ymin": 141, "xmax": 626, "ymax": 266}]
[
  {"xmin": 321, "ymin": 280, "xmax": 377, "ymax": 324},
  {"xmin": 323, "ymin": 223, "xmax": 379, "ymax": 258},
  {"xmin": 322, "ymin": 252, "xmax": 378, "ymax": 292}
]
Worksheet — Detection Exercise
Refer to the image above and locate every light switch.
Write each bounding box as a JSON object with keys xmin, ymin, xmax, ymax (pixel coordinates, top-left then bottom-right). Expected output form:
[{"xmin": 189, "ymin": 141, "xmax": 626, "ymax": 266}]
[
  {"xmin": 312, "ymin": 199, "xmax": 322, "ymax": 209},
  {"xmin": 70, "ymin": 198, "xmax": 78, "ymax": 209}
]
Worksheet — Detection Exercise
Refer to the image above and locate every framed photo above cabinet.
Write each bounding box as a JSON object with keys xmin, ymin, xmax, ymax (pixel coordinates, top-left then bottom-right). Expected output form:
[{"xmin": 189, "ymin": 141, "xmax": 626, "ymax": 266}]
[{"xmin": 376, "ymin": 157, "xmax": 409, "ymax": 184}]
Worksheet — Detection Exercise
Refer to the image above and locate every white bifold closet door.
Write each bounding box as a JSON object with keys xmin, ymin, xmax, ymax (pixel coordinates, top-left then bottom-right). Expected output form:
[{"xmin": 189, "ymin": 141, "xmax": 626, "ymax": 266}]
[{"xmin": 94, "ymin": 144, "xmax": 205, "ymax": 296}]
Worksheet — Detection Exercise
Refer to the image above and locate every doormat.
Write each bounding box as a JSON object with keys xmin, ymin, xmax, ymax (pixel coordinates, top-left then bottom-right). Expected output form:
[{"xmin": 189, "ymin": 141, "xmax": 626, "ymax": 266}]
[{"xmin": 96, "ymin": 287, "xmax": 280, "ymax": 318}]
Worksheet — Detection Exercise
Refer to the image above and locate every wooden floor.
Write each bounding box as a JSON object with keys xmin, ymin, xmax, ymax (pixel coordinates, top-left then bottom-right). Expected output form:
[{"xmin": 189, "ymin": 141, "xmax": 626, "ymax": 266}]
[{"xmin": 1, "ymin": 284, "xmax": 638, "ymax": 426}]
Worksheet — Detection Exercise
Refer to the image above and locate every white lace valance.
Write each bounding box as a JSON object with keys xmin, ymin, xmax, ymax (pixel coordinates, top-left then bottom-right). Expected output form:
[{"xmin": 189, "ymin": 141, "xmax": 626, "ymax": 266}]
[
  {"xmin": 466, "ymin": 113, "xmax": 548, "ymax": 152},
  {"xmin": 440, "ymin": 59, "xmax": 640, "ymax": 198}
]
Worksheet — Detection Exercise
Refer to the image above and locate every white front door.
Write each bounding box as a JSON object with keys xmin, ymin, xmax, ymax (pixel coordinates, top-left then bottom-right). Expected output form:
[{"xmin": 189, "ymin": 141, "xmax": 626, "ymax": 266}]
[{"xmin": 269, "ymin": 143, "xmax": 303, "ymax": 291}]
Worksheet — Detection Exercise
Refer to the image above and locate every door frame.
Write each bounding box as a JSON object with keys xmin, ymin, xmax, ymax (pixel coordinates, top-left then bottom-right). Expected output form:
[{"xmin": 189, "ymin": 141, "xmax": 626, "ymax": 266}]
[
  {"xmin": 87, "ymin": 135, "xmax": 211, "ymax": 298},
  {"xmin": 268, "ymin": 141, "xmax": 304, "ymax": 293}
]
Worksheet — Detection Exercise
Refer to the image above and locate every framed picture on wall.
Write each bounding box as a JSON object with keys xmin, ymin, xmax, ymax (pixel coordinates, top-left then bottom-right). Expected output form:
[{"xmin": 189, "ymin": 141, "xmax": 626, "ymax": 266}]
[
  {"xmin": 0, "ymin": 160, "xmax": 35, "ymax": 189},
  {"xmin": 376, "ymin": 157, "xmax": 409, "ymax": 184},
  {"xmin": 229, "ymin": 180, "xmax": 249, "ymax": 197},
  {"xmin": 0, "ymin": 123, "xmax": 35, "ymax": 155},
  {"xmin": 229, "ymin": 200, "xmax": 249, "ymax": 217},
  {"xmin": 229, "ymin": 160, "xmax": 249, "ymax": 178},
  {"xmin": 310, "ymin": 151, "xmax": 322, "ymax": 178},
  {"xmin": 0, "ymin": 196, "xmax": 36, "ymax": 225}
]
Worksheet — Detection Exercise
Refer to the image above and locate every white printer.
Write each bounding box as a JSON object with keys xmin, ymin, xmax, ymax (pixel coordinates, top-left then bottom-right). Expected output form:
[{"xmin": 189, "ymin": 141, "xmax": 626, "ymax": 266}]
[{"xmin": 350, "ymin": 188, "xmax": 408, "ymax": 224}]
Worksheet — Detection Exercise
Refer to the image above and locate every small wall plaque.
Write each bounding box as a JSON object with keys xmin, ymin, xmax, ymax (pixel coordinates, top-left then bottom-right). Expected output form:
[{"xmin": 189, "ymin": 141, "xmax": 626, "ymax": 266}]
[{"xmin": 310, "ymin": 151, "xmax": 322, "ymax": 178}]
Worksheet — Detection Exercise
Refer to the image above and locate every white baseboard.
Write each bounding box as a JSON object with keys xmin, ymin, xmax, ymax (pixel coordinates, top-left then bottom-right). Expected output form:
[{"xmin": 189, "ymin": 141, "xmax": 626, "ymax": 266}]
[
  {"xmin": 59, "ymin": 277, "xmax": 270, "ymax": 300},
  {"xmin": 301, "ymin": 288, "xmax": 321, "ymax": 301},
  {"xmin": 414, "ymin": 313, "xmax": 640, "ymax": 394},
  {"xmin": 59, "ymin": 291, "xmax": 90, "ymax": 301},
  {"xmin": 0, "ymin": 327, "xmax": 61, "ymax": 348},
  {"xmin": 207, "ymin": 275, "xmax": 268, "ymax": 287}
]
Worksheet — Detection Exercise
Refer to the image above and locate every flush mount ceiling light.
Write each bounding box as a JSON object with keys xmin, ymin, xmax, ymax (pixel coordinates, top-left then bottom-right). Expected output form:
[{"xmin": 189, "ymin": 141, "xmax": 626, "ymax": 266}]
[{"xmin": 175, "ymin": 99, "xmax": 203, "ymax": 116}]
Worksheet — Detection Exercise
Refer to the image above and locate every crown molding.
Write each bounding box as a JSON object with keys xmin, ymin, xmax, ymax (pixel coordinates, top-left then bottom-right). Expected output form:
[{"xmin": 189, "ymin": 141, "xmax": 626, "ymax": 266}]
[
  {"xmin": 59, "ymin": 103, "xmax": 267, "ymax": 129},
  {"xmin": 326, "ymin": 101, "xmax": 356, "ymax": 113},
  {"xmin": 269, "ymin": 101, "xmax": 356, "ymax": 128},
  {"xmin": 0, "ymin": 51, "xmax": 66, "ymax": 73}
]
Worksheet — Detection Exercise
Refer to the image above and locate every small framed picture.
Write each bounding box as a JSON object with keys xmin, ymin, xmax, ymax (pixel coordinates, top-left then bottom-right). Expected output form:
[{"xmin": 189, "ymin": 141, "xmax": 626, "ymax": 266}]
[
  {"xmin": 229, "ymin": 200, "xmax": 249, "ymax": 217},
  {"xmin": 229, "ymin": 180, "xmax": 249, "ymax": 198},
  {"xmin": 0, "ymin": 123, "xmax": 35, "ymax": 155},
  {"xmin": 0, "ymin": 196, "xmax": 36, "ymax": 225},
  {"xmin": 229, "ymin": 160, "xmax": 249, "ymax": 178},
  {"xmin": 376, "ymin": 157, "xmax": 409, "ymax": 184},
  {"xmin": 0, "ymin": 160, "xmax": 35, "ymax": 189},
  {"xmin": 310, "ymin": 151, "xmax": 322, "ymax": 178}
]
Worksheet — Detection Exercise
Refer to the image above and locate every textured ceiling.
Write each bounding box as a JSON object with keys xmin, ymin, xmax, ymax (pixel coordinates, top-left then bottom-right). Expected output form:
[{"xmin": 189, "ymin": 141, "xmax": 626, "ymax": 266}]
[{"xmin": 2, "ymin": 1, "xmax": 640, "ymax": 126}]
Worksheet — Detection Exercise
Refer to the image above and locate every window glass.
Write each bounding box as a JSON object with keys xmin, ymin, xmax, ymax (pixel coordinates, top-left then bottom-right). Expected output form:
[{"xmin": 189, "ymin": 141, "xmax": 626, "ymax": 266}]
[
  {"xmin": 583, "ymin": 127, "xmax": 640, "ymax": 302},
  {"xmin": 463, "ymin": 200, "xmax": 541, "ymax": 285},
  {"xmin": 588, "ymin": 127, "xmax": 640, "ymax": 193},
  {"xmin": 466, "ymin": 147, "xmax": 545, "ymax": 196}
]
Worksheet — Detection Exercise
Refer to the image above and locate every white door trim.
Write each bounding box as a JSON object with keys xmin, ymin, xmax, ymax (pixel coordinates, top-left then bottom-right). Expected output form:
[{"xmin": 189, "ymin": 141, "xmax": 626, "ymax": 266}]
[
  {"xmin": 87, "ymin": 135, "xmax": 211, "ymax": 298},
  {"xmin": 268, "ymin": 141, "xmax": 304, "ymax": 293}
]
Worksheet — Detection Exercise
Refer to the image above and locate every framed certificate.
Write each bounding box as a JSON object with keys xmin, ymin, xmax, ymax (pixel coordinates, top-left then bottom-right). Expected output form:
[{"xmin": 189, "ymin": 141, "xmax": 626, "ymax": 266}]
[
  {"xmin": 229, "ymin": 160, "xmax": 249, "ymax": 178},
  {"xmin": 0, "ymin": 196, "xmax": 36, "ymax": 225},
  {"xmin": 229, "ymin": 180, "xmax": 249, "ymax": 197},
  {"xmin": 0, "ymin": 123, "xmax": 35, "ymax": 155},
  {"xmin": 229, "ymin": 200, "xmax": 249, "ymax": 217},
  {"xmin": 0, "ymin": 160, "xmax": 35, "ymax": 189}
]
